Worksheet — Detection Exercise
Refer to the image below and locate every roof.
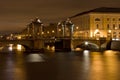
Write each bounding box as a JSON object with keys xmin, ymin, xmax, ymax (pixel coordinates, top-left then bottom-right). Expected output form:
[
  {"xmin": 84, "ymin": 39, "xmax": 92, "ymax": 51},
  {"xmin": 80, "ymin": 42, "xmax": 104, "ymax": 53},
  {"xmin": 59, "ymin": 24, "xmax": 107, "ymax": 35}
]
[{"xmin": 70, "ymin": 7, "xmax": 120, "ymax": 18}]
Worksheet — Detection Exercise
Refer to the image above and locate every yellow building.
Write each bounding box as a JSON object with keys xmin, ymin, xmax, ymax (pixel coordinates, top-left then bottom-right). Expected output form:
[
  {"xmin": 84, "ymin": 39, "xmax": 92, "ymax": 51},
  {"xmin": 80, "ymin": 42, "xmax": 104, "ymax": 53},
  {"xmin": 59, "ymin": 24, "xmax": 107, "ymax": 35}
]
[{"xmin": 70, "ymin": 7, "xmax": 120, "ymax": 40}]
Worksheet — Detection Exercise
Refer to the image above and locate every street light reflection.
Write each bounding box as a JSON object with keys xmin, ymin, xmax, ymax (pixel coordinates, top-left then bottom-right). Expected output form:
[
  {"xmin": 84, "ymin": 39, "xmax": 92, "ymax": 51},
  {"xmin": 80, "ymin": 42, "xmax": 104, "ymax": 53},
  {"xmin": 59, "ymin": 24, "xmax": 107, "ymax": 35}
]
[
  {"xmin": 17, "ymin": 44, "xmax": 22, "ymax": 51},
  {"xmin": 104, "ymin": 50, "xmax": 115, "ymax": 56},
  {"xmin": 83, "ymin": 50, "xmax": 90, "ymax": 56},
  {"xmin": 8, "ymin": 44, "xmax": 13, "ymax": 51},
  {"xmin": 27, "ymin": 54, "xmax": 45, "ymax": 62}
]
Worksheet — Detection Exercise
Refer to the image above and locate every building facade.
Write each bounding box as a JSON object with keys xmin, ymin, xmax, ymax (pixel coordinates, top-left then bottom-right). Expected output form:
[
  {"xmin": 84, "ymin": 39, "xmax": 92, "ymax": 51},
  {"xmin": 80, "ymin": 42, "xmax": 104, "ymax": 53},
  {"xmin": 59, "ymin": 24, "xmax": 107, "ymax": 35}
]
[{"xmin": 70, "ymin": 7, "xmax": 120, "ymax": 40}]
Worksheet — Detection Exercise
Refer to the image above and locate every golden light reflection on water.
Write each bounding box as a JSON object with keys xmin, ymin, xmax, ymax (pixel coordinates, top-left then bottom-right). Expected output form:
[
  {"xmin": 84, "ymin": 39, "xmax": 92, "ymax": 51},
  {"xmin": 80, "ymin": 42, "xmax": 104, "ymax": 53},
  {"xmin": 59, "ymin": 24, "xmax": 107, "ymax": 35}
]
[
  {"xmin": 1, "ymin": 48, "xmax": 120, "ymax": 80},
  {"xmin": 89, "ymin": 52, "xmax": 105, "ymax": 80},
  {"xmin": 3, "ymin": 52, "xmax": 26, "ymax": 80},
  {"xmin": 14, "ymin": 51, "xmax": 27, "ymax": 80},
  {"xmin": 88, "ymin": 51, "xmax": 120, "ymax": 80},
  {"xmin": 26, "ymin": 54, "xmax": 45, "ymax": 62}
]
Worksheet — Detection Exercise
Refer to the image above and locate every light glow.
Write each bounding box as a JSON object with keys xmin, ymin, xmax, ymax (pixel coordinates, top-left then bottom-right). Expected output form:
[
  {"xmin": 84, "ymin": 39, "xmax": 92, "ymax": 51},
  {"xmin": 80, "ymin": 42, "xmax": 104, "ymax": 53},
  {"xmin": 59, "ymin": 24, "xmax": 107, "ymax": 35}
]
[
  {"xmin": 76, "ymin": 27, "xmax": 79, "ymax": 29},
  {"xmin": 52, "ymin": 30, "xmax": 55, "ymax": 33},
  {"xmin": 58, "ymin": 29, "xmax": 61, "ymax": 31},
  {"xmin": 108, "ymin": 30, "xmax": 111, "ymax": 33},
  {"xmin": 94, "ymin": 29, "xmax": 99, "ymax": 34},
  {"xmin": 17, "ymin": 36, "xmax": 21, "ymax": 40},
  {"xmin": 51, "ymin": 46, "xmax": 55, "ymax": 51},
  {"xmin": 8, "ymin": 44, "xmax": 13, "ymax": 51},
  {"xmin": 83, "ymin": 50, "xmax": 90, "ymax": 56},
  {"xmin": 85, "ymin": 41, "xmax": 88, "ymax": 45},
  {"xmin": 47, "ymin": 31, "xmax": 49, "ymax": 34},
  {"xmin": 42, "ymin": 32, "xmax": 44, "ymax": 34},
  {"xmin": 17, "ymin": 44, "xmax": 22, "ymax": 51}
]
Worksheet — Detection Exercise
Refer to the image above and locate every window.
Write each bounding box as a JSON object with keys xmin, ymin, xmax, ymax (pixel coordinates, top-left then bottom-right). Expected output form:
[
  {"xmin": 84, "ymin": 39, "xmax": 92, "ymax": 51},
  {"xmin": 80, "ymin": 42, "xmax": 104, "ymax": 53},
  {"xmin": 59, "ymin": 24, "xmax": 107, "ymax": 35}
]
[
  {"xmin": 95, "ymin": 18, "xmax": 100, "ymax": 21},
  {"xmin": 119, "ymin": 18, "xmax": 120, "ymax": 21},
  {"xmin": 113, "ymin": 24, "xmax": 115, "ymax": 29},
  {"xmin": 107, "ymin": 18, "xmax": 109, "ymax": 21},
  {"xmin": 96, "ymin": 24, "xmax": 99, "ymax": 29},
  {"xmin": 107, "ymin": 24, "xmax": 110, "ymax": 29},
  {"xmin": 113, "ymin": 18, "xmax": 115, "ymax": 21},
  {"xmin": 113, "ymin": 32, "xmax": 116, "ymax": 34}
]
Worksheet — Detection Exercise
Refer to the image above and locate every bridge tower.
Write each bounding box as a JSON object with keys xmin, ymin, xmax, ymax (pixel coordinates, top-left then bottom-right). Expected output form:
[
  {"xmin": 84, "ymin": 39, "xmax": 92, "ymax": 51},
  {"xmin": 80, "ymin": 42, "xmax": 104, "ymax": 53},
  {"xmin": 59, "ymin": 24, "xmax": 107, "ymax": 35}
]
[
  {"xmin": 55, "ymin": 18, "xmax": 74, "ymax": 51},
  {"xmin": 27, "ymin": 18, "xmax": 44, "ymax": 39},
  {"xmin": 27, "ymin": 18, "xmax": 44, "ymax": 49}
]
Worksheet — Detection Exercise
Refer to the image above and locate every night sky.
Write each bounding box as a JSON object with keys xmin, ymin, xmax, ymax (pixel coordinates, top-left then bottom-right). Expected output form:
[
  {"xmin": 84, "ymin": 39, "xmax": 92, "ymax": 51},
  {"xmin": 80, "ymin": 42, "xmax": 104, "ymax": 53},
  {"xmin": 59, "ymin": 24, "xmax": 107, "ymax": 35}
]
[{"xmin": 0, "ymin": 0, "xmax": 120, "ymax": 33}]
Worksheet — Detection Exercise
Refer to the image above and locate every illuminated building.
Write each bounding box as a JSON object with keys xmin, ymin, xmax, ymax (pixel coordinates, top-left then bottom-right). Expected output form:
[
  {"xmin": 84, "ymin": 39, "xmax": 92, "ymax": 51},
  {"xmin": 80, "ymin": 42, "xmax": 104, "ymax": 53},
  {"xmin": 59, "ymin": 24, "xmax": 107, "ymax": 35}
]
[{"xmin": 70, "ymin": 7, "xmax": 120, "ymax": 40}]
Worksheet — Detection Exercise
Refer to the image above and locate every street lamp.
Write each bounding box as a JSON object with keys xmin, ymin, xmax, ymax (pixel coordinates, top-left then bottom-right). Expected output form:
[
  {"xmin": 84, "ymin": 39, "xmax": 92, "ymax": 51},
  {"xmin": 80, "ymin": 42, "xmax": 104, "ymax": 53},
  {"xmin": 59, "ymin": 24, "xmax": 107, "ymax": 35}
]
[
  {"xmin": 108, "ymin": 30, "xmax": 112, "ymax": 40},
  {"xmin": 65, "ymin": 18, "xmax": 74, "ymax": 38}
]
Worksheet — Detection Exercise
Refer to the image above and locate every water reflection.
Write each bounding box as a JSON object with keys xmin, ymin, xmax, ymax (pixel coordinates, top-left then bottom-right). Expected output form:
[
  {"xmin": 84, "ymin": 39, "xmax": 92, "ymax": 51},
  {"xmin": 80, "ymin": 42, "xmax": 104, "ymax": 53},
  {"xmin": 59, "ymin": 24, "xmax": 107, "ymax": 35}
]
[
  {"xmin": 0, "ymin": 44, "xmax": 25, "ymax": 53},
  {"xmin": 4, "ymin": 54, "xmax": 14, "ymax": 80},
  {"xmin": 83, "ymin": 50, "xmax": 90, "ymax": 57},
  {"xmin": 14, "ymin": 51, "xmax": 27, "ymax": 80},
  {"xmin": 0, "ymin": 48, "xmax": 120, "ymax": 80},
  {"xmin": 26, "ymin": 54, "xmax": 46, "ymax": 62},
  {"xmin": 0, "ymin": 51, "xmax": 27, "ymax": 80},
  {"xmin": 88, "ymin": 50, "xmax": 120, "ymax": 80}
]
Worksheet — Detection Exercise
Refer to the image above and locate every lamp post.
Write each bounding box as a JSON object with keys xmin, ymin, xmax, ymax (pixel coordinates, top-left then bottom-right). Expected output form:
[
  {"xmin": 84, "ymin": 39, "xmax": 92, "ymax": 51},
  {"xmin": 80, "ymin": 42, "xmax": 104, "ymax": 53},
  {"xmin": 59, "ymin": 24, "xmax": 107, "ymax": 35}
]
[
  {"xmin": 108, "ymin": 30, "xmax": 112, "ymax": 40},
  {"xmin": 57, "ymin": 22, "xmax": 61, "ymax": 38}
]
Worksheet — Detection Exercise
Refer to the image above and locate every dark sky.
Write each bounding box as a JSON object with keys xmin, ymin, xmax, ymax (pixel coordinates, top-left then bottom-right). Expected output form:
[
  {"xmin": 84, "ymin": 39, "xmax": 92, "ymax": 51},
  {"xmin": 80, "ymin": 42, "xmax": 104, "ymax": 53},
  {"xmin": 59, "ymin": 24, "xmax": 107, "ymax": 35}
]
[{"xmin": 0, "ymin": 0, "xmax": 120, "ymax": 33}]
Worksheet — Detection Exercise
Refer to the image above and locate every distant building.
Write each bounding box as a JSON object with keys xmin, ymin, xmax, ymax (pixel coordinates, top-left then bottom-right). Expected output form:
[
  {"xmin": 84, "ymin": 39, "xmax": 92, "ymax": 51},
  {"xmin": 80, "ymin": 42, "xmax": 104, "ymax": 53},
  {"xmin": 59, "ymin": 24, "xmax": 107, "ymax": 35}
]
[
  {"xmin": 70, "ymin": 7, "xmax": 120, "ymax": 40},
  {"xmin": 43, "ymin": 23, "xmax": 57, "ymax": 38}
]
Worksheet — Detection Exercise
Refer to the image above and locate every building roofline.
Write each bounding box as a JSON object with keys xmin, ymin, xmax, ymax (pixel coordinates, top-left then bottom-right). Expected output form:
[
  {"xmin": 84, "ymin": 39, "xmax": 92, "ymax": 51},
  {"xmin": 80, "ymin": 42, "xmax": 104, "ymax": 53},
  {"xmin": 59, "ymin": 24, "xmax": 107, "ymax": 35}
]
[{"xmin": 70, "ymin": 7, "xmax": 120, "ymax": 18}]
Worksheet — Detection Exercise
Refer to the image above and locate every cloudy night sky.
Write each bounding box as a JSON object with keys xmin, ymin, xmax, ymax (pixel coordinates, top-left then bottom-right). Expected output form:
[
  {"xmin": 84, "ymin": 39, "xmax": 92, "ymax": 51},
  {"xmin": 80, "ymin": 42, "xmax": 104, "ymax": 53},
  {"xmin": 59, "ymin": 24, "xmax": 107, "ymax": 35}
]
[{"xmin": 0, "ymin": 0, "xmax": 120, "ymax": 33}]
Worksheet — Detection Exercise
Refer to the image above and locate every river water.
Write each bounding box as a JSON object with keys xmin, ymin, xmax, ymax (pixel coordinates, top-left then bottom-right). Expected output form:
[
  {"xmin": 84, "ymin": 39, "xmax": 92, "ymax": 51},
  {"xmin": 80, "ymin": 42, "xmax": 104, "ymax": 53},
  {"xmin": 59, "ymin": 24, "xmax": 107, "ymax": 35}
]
[{"xmin": 0, "ymin": 50, "xmax": 120, "ymax": 80}]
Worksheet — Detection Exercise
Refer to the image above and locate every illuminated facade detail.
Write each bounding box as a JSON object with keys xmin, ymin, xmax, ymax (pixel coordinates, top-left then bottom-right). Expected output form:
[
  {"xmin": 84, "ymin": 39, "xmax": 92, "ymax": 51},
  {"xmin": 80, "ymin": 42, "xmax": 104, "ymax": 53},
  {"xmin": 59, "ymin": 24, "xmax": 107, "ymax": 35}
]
[{"xmin": 70, "ymin": 7, "xmax": 120, "ymax": 40}]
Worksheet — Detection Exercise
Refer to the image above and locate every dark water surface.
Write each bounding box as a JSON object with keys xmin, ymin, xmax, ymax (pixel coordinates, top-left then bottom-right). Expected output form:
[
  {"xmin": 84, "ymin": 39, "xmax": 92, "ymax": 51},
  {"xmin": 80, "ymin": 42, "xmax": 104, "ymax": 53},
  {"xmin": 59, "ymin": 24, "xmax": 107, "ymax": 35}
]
[{"xmin": 0, "ymin": 50, "xmax": 120, "ymax": 80}]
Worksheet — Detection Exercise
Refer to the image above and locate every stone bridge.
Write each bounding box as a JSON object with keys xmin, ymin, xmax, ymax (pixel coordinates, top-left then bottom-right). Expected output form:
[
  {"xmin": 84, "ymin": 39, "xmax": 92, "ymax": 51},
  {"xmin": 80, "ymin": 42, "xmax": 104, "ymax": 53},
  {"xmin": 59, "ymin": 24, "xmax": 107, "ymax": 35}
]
[
  {"xmin": 0, "ymin": 38, "xmax": 108, "ymax": 51},
  {"xmin": 0, "ymin": 39, "xmax": 44, "ymax": 50}
]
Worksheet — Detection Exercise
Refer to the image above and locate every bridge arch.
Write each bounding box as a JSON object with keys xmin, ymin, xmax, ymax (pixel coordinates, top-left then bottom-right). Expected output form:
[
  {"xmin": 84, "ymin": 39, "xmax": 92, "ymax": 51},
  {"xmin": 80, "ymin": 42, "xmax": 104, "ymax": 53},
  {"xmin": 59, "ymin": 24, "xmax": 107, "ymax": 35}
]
[
  {"xmin": 75, "ymin": 41, "xmax": 99, "ymax": 50},
  {"xmin": 0, "ymin": 43, "xmax": 32, "ymax": 51},
  {"xmin": 0, "ymin": 40, "xmax": 34, "ymax": 51}
]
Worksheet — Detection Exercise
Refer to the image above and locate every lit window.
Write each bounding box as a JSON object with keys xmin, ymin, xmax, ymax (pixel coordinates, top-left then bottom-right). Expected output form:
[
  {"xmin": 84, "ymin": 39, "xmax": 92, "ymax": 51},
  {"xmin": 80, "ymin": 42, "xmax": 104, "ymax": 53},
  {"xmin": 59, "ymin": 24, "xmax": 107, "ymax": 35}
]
[
  {"xmin": 58, "ymin": 29, "xmax": 61, "ymax": 31},
  {"xmin": 52, "ymin": 30, "xmax": 55, "ymax": 33},
  {"xmin": 76, "ymin": 27, "xmax": 79, "ymax": 29}
]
